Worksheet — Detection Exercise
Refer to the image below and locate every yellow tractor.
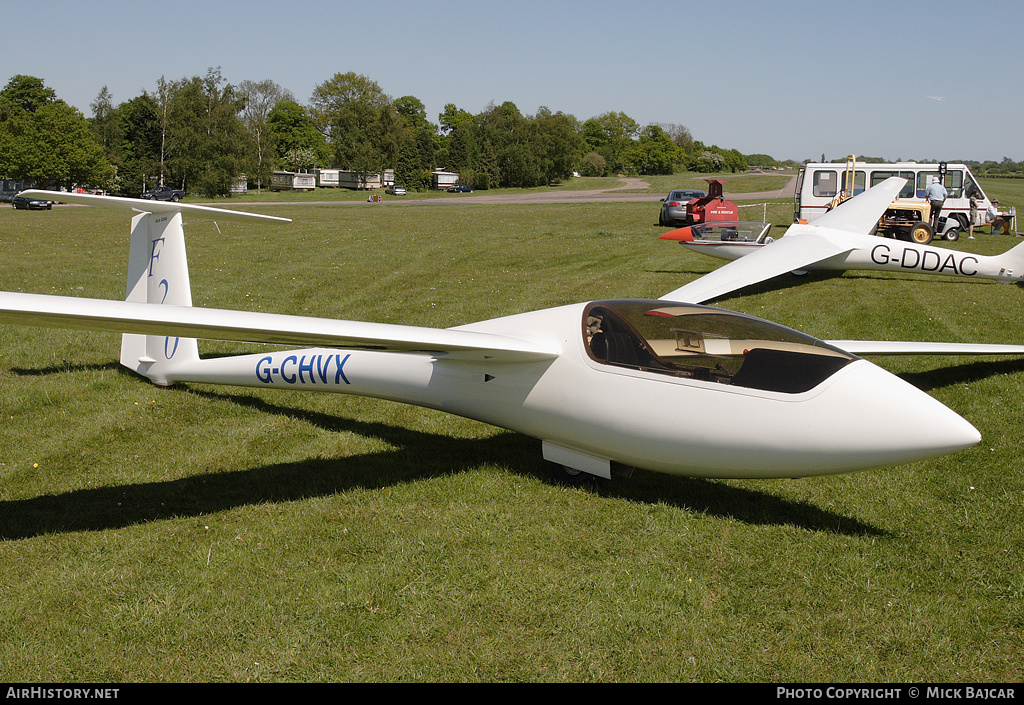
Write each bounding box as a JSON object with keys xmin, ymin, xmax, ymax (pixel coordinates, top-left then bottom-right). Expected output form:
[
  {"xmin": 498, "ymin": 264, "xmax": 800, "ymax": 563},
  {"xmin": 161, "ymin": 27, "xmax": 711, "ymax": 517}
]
[
  {"xmin": 876, "ymin": 201, "xmax": 938, "ymax": 244},
  {"xmin": 826, "ymin": 156, "xmax": 954, "ymax": 245}
]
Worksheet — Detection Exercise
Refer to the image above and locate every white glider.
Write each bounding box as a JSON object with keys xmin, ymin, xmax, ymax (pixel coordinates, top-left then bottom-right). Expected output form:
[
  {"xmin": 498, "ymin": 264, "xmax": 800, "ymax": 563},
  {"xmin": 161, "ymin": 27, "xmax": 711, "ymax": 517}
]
[
  {"xmin": 661, "ymin": 177, "xmax": 1024, "ymax": 304},
  {"xmin": 2, "ymin": 189, "xmax": 1023, "ymax": 483}
]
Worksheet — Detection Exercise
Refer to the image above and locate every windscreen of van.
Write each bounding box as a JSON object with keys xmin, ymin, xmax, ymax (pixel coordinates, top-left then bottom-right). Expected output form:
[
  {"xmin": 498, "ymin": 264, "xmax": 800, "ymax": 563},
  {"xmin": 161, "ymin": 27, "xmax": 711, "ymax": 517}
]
[
  {"xmin": 964, "ymin": 172, "xmax": 982, "ymax": 201},
  {"xmin": 944, "ymin": 170, "xmax": 963, "ymax": 197}
]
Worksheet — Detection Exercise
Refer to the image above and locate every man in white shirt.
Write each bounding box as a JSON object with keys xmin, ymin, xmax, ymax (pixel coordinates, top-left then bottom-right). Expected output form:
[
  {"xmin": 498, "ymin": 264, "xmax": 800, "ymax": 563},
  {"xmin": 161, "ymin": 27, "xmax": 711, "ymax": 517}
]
[{"xmin": 924, "ymin": 176, "xmax": 948, "ymax": 231}]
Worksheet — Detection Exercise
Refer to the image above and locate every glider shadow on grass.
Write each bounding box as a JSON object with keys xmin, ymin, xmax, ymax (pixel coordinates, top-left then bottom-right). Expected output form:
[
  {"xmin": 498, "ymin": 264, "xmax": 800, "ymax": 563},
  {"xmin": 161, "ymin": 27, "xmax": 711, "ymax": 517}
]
[{"xmin": 0, "ymin": 384, "xmax": 885, "ymax": 540}]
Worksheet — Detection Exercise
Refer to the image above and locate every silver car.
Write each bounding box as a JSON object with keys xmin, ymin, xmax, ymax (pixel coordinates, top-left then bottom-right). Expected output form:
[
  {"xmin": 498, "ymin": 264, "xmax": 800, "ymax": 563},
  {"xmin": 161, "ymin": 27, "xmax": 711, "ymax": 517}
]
[{"xmin": 659, "ymin": 189, "xmax": 705, "ymax": 226}]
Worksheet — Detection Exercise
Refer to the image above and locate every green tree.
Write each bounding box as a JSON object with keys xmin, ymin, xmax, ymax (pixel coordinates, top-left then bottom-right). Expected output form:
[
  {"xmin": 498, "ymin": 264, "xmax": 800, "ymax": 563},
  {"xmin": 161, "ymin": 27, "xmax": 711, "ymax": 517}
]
[
  {"xmin": 580, "ymin": 151, "xmax": 607, "ymax": 177},
  {"xmin": 436, "ymin": 103, "xmax": 474, "ymax": 172},
  {"xmin": 393, "ymin": 96, "xmax": 437, "ymax": 189},
  {"xmin": 689, "ymin": 146, "xmax": 725, "ymax": 173},
  {"xmin": 112, "ymin": 93, "xmax": 162, "ymax": 196},
  {"xmin": 581, "ymin": 112, "xmax": 638, "ymax": 174},
  {"xmin": 310, "ymin": 72, "xmax": 399, "ymax": 177},
  {"xmin": 533, "ymin": 107, "xmax": 582, "ymax": 185},
  {"xmin": 89, "ymin": 85, "xmax": 117, "ymax": 151},
  {"xmin": 0, "ymin": 75, "xmax": 112, "ymax": 189},
  {"xmin": 474, "ymin": 101, "xmax": 542, "ymax": 188},
  {"xmin": 154, "ymin": 76, "xmax": 174, "ymax": 186},
  {"xmin": 0, "ymin": 75, "xmax": 56, "ymax": 115},
  {"xmin": 626, "ymin": 124, "xmax": 679, "ymax": 175},
  {"xmin": 267, "ymin": 100, "xmax": 328, "ymax": 168},
  {"xmin": 238, "ymin": 79, "xmax": 293, "ymax": 192},
  {"xmin": 744, "ymin": 153, "xmax": 779, "ymax": 168},
  {"xmin": 165, "ymin": 68, "xmax": 252, "ymax": 197}
]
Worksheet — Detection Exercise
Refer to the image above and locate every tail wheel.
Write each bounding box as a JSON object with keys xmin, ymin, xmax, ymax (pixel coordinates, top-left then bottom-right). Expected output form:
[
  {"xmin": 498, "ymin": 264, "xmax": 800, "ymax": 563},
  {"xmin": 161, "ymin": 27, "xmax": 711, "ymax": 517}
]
[{"xmin": 909, "ymin": 222, "xmax": 933, "ymax": 244}]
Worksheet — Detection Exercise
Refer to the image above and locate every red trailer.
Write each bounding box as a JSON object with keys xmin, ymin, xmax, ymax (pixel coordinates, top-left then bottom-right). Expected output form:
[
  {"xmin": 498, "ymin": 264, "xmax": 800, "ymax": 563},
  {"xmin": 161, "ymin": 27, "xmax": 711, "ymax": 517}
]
[{"xmin": 684, "ymin": 179, "xmax": 739, "ymax": 226}]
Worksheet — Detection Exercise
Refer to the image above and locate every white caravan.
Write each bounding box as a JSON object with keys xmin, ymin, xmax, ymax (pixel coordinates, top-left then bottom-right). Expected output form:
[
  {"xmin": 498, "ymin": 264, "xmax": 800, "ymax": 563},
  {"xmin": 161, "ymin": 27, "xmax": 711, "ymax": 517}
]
[{"xmin": 794, "ymin": 161, "xmax": 993, "ymax": 240}]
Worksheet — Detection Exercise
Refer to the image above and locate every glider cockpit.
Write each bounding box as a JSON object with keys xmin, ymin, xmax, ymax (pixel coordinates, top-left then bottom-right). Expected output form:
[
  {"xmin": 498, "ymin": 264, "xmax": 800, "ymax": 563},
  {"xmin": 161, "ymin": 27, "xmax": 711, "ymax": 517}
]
[
  {"xmin": 661, "ymin": 221, "xmax": 774, "ymax": 245},
  {"xmin": 583, "ymin": 300, "xmax": 855, "ymax": 394}
]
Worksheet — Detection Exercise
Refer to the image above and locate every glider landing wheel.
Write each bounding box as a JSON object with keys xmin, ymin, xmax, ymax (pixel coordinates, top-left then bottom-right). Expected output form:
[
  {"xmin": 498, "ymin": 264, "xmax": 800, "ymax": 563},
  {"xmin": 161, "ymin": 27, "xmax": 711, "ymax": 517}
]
[
  {"xmin": 943, "ymin": 226, "xmax": 960, "ymax": 241},
  {"xmin": 909, "ymin": 222, "xmax": 934, "ymax": 245},
  {"xmin": 549, "ymin": 463, "xmax": 598, "ymax": 487}
]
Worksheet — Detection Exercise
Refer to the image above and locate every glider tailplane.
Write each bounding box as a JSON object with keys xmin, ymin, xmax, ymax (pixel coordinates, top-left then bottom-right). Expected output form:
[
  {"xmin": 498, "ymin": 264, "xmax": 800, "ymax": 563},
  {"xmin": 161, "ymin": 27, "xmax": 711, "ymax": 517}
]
[{"xmin": 120, "ymin": 210, "xmax": 199, "ymax": 385}]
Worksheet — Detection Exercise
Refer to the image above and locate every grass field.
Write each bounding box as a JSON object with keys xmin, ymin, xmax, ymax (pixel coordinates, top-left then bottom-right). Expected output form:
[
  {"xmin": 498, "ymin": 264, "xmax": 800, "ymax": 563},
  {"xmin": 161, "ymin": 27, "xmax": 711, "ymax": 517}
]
[{"xmin": 0, "ymin": 182, "xmax": 1022, "ymax": 682}]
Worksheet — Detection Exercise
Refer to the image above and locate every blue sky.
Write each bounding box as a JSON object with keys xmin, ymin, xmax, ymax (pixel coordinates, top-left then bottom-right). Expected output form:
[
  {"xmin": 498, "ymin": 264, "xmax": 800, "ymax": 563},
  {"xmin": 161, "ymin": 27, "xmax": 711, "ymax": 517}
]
[{"xmin": 6, "ymin": 0, "xmax": 1021, "ymax": 162}]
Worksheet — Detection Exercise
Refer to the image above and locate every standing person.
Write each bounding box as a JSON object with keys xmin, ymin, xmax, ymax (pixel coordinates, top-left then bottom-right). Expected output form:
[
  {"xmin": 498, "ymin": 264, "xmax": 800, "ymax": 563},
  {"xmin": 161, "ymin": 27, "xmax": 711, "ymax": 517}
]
[
  {"xmin": 925, "ymin": 176, "xmax": 948, "ymax": 232},
  {"xmin": 969, "ymin": 189, "xmax": 981, "ymax": 239}
]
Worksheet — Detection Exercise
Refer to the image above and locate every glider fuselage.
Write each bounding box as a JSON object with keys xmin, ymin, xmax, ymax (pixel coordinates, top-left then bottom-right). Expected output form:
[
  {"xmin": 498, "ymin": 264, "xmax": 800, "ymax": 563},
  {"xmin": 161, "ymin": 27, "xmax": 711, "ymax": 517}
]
[
  {"xmin": 681, "ymin": 229, "xmax": 1024, "ymax": 283},
  {"xmin": 152, "ymin": 301, "xmax": 980, "ymax": 479}
]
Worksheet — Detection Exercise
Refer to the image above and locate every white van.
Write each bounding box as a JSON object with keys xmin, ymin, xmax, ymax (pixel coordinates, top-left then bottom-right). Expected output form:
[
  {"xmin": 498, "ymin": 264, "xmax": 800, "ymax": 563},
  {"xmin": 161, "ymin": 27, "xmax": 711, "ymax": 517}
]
[{"xmin": 794, "ymin": 162, "xmax": 992, "ymax": 240}]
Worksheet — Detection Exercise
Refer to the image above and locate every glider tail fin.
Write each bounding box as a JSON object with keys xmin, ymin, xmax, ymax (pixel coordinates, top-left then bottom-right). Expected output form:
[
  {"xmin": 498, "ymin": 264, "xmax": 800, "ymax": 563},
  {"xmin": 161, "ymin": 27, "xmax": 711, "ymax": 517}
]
[
  {"xmin": 995, "ymin": 240, "xmax": 1024, "ymax": 280},
  {"xmin": 120, "ymin": 211, "xmax": 200, "ymax": 385}
]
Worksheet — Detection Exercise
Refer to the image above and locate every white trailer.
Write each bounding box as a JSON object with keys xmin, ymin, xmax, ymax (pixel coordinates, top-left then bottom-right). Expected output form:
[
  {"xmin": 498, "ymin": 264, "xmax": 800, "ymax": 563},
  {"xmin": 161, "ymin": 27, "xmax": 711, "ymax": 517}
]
[
  {"xmin": 795, "ymin": 161, "xmax": 992, "ymax": 240},
  {"xmin": 270, "ymin": 171, "xmax": 316, "ymax": 191},
  {"xmin": 317, "ymin": 169, "xmax": 340, "ymax": 188}
]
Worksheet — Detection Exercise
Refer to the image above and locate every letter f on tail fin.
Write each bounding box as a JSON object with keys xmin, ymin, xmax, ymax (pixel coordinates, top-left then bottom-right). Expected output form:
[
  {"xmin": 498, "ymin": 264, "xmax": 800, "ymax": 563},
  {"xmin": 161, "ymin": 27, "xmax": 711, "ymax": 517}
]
[
  {"xmin": 121, "ymin": 210, "xmax": 199, "ymax": 385},
  {"xmin": 15, "ymin": 190, "xmax": 291, "ymax": 386}
]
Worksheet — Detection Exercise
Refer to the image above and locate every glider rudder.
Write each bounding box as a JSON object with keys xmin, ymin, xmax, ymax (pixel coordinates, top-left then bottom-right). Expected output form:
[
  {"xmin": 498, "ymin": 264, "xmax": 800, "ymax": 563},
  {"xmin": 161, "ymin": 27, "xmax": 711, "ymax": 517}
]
[
  {"xmin": 120, "ymin": 209, "xmax": 199, "ymax": 385},
  {"xmin": 996, "ymin": 240, "xmax": 1024, "ymax": 282}
]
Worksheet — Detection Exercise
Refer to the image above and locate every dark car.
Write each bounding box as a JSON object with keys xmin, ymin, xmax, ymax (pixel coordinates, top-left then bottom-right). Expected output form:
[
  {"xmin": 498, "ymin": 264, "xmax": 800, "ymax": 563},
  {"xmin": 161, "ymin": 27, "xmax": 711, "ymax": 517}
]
[
  {"xmin": 12, "ymin": 194, "xmax": 53, "ymax": 210},
  {"xmin": 658, "ymin": 189, "xmax": 706, "ymax": 226},
  {"xmin": 141, "ymin": 186, "xmax": 185, "ymax": 201},
  {"xmin": 447, "ymin": 184, "xmax": 474, "ymax": 193}
]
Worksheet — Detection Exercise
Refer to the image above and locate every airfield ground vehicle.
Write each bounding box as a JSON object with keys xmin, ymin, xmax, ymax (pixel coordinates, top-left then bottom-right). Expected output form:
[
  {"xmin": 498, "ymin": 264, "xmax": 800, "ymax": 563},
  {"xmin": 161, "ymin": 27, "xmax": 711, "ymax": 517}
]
[
  {"xmin": 12, "ymin": 193, "xmax": 53, "ymax": 210},
  {"xmin": 658, "ymin": 188, "xmax": 706, "ymax": 226},
  {"xmin": 876, "ymin": 201, "xmax": 942, "ymax": 244},
  {"xmin": 659, "ymin": 180, "xmax": 737, "ymax": 228},
  {"xmin": 795, "ymin": 160, "xmax": 991, "ymax": 242},
  {"xmin": 141, "ymin": 185, "xmax": 185, "ymax": 201}
]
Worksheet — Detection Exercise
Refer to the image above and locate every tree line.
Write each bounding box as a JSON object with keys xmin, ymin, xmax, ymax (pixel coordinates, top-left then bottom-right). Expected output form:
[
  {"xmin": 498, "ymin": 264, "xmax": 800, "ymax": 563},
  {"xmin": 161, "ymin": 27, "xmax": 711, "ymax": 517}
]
[{"xmin": 1, "ymin": 69, "xmax": 761, "ymax": 197}]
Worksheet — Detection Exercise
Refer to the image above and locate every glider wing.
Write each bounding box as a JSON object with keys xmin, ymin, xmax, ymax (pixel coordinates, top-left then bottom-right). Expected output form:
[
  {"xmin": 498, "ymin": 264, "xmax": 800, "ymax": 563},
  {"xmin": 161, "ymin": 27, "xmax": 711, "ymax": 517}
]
[
  {"xmin": 810, "ymin": 177, "xmax": 905, "ymax": 234},
  {"xmin": 827, "ymin": 340, "xmax": 1024, "ymax": 356},
  {"xmin": 18, "ymin": 189, "xmax": 292, "ymax": 223},
  {"xmin": 0, "ymin": 292, "xmax": 559, "ymax": 363},
  {"xmin": 660, "ymin": 230, "xmax": 855, "ymax": 303},
  {"xmin": 659, "ymin": 177, "xmax": 909, "ymax": 304}
]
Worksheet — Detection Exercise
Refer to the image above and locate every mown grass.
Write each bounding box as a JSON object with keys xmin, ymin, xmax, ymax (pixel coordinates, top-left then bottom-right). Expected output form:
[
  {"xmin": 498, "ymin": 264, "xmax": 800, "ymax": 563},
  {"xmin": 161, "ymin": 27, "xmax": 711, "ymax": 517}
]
[{"xmin": 0, "ymin": 189, "xmax": 1022, "ymax": 682}]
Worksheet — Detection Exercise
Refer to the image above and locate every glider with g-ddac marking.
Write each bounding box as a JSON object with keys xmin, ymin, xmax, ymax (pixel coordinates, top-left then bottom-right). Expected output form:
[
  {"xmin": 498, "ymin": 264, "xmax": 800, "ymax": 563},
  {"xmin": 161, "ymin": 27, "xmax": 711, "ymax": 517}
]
[
  {"xmin": 1, "ymin": 188, "xmax": 1022, "ymax": 483},
  {"xmin": 660, "ymin": 177, "xmax": 1024, "ymax": 304}
]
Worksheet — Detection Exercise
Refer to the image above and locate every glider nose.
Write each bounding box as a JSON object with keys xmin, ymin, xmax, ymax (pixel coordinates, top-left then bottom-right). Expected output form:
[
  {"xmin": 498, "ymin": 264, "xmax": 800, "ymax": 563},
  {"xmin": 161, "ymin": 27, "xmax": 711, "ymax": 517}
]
[
  {"xmin": 822, "ymin": 361, "xmax": 980, "ymax": 469},
  {"xmin": 659, "ymin": 226, "xmax": 694, "ymax": 242}
]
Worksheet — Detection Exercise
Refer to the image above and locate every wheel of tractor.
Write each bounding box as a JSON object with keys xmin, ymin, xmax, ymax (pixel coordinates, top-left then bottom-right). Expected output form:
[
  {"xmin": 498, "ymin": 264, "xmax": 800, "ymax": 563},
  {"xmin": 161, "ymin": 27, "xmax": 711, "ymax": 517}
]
[{"xmin": 909, "ymin": 222, "xmax": 934, "ymax": 244}]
